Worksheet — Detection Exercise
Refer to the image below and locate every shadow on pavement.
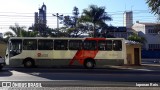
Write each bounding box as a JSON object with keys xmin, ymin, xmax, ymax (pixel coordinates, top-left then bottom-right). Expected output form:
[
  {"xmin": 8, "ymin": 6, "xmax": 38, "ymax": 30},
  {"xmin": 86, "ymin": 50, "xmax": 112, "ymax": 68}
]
[
  {"xmin": 0, "ymin": 68, "xmax": 13, "ymax": 77},
  {"xmin": 3, "ymin": 64, "xmax": 160, "ymax": 82}
]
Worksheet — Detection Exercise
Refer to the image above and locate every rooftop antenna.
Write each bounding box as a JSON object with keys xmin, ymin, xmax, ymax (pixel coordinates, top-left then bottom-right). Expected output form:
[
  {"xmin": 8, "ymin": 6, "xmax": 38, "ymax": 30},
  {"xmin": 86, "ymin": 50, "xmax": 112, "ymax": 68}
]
[
  {"xmin": 131, "ymin": 5, "xmax": 134, "ymax": 11},
  {"xmin": 38, "ymin": 4, "xmax": 40, "ymax": 9},
  {"xmin": 125, "ymin": 4, "xmax": 126, "ymax": 11}
]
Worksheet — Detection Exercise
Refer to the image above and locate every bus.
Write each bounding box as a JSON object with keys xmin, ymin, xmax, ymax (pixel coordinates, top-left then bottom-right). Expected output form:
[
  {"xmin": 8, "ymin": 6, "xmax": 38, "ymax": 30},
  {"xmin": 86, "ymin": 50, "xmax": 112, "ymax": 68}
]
[{"xmin": 5, "ymin": 37, "xmax": 127, "ymax": 68}]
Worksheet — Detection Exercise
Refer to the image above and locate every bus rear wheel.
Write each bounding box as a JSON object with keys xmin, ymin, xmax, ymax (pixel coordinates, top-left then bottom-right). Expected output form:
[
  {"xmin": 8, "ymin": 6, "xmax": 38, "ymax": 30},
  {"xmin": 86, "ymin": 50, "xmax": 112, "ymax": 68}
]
[
  {"xmin": 23, "ymin": 58, "xmax": 35, "ymax": 68},
  {"xmin": 84, "ymin": 59, "xmax": 95, "ymax": 69}
]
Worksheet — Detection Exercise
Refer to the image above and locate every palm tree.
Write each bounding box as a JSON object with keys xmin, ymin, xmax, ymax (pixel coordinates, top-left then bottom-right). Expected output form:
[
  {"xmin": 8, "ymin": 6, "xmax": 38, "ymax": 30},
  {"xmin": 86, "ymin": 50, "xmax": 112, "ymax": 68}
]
[
  {"xmin": 9, "ymin": 23, "xmax": 26, "ymax": 37},
  {"xmin": 146, "ymin": 0, "xmax": 160, "ymax": 14},
  {"xmin": 79, "ymin": 5, "xmax": 112, "ymax": 37}
]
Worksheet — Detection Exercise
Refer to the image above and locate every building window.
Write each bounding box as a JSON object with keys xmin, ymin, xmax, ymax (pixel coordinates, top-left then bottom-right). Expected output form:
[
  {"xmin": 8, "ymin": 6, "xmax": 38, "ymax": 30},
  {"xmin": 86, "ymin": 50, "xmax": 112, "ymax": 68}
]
[
  {"xmin": 38, "ymin": 40, "xmax": 53, "ymax": 50},
  {"xmin": 23, "ymin": 39, "xmax": 37, "ymax": 50},
  {"xmin": 148, "ymin": 29, "xmax": 158, "ymax": 34},
  {"xmin": 54, "ymin": 40, "xmax": 68, "ymax": 50},
  {"xmin": 69, "ymin": 40, "xmax": 82, "ymax": 50},
  {"xmin": 149, "ymin": 44, "xmax": 160, "ymax": 50}
]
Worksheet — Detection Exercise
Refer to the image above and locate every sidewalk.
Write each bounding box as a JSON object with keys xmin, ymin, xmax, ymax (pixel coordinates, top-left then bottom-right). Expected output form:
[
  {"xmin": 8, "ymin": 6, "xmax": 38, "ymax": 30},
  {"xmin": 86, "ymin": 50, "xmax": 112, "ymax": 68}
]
[{"xmin": 108, "ymin": 64, "xmax": 160, "ymax": 71}]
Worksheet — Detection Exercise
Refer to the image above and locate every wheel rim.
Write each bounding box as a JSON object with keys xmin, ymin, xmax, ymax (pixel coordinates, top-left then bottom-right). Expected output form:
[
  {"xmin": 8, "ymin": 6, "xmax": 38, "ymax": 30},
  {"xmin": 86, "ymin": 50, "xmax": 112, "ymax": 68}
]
[
  {"xmin": 86, "ymin": 62, "xmax": 93, "ymax": 68},
  {"xmin": 26, "ymin": 61, "xmax": 32, "ymax": 67}
]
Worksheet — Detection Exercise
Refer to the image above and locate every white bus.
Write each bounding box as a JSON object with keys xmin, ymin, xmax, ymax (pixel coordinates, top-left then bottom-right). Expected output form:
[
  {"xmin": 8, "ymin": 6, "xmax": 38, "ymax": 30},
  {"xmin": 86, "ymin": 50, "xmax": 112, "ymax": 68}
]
[{"xmin": 5, "ymin": 37, "xmax": 127, "ymax": 68}]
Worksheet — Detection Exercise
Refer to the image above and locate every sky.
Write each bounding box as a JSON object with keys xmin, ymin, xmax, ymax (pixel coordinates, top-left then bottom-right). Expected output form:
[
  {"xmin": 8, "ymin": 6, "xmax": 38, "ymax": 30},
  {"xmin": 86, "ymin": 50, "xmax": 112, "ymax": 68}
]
[{"xmin": 0, "ymin": 0, "xmax": 157, "ymax": 33}]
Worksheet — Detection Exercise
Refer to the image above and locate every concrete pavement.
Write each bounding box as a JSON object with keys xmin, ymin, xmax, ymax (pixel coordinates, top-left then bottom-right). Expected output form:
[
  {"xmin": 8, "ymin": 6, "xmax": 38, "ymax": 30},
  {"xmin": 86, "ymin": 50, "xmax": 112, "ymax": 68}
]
[{"xmin": 108, "ymin": 64, "xmax": 160, "ymax": 71}]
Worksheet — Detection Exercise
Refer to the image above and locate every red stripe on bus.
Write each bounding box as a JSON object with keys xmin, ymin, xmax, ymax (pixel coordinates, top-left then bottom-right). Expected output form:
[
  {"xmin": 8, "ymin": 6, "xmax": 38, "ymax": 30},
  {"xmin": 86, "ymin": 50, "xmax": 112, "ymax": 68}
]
[
  {"xmin": 69, "ymin": 50, "xmax": 99, "ymax": 65},
  {"xmin": 69, "ymin": 38, "xmax": 106, "ymax": 65}
]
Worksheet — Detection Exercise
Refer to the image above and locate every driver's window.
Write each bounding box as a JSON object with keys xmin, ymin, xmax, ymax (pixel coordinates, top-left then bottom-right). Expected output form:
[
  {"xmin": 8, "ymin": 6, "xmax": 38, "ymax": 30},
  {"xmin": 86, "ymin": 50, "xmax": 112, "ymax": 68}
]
[{"xmin": 10, "ymin": 39, "xmax": 22, "ymax": 57}]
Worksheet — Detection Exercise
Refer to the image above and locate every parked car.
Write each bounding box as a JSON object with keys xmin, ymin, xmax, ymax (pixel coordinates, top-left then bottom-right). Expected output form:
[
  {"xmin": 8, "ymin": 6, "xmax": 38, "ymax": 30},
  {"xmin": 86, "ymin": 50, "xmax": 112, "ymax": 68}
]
[{"xmin": 0, "ymin": 56, "xmax": 5, "ymax": 70}]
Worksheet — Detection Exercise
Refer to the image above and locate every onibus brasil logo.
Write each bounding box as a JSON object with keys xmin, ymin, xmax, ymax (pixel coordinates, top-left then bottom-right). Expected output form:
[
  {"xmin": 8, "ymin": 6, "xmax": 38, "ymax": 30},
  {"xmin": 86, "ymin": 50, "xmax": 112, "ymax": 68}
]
[{"xmin": 1, "ymin": 82, "xmax": 42, "ymax": 88}]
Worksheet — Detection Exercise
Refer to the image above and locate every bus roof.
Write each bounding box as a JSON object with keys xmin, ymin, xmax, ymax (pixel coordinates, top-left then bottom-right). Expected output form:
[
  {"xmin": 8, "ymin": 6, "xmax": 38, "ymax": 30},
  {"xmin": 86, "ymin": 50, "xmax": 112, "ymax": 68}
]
[{"xmin": 9, "ymin": 37, "xmax": 125, "ymax": 40}]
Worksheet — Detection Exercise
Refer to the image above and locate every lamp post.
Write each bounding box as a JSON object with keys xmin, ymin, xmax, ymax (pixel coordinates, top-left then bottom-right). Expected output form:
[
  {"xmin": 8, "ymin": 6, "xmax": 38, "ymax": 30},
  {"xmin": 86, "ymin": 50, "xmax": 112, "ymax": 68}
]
[{"xmin": 52, "ymin": 13, "xmax": 63, "ymax": 37}]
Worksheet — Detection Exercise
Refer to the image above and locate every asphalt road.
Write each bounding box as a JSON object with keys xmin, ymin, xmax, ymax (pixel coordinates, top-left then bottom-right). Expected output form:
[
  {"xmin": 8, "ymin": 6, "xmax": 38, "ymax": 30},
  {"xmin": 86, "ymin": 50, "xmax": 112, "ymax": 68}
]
[{"xmin": 0, "ymin": 65, "xmax": 160, "ymax": 87}]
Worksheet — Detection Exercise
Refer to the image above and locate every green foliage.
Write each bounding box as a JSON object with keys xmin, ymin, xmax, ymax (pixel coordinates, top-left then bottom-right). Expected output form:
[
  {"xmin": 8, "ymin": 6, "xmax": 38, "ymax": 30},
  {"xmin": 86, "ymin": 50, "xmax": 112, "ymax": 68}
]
[
  {"xmin": 79, "ymin": 5, "xmax": 112, "ymax": 37},
  {"xmin": 9, "ymin": 23, "xmax": 26, "ymax": 37},
  {"xmin": 128, "ymin": 34, "xmax": 147, "ymax": 44},
  {"xmin": 146, "ymin": 0, "xmax": 160, "ymax": 14}
]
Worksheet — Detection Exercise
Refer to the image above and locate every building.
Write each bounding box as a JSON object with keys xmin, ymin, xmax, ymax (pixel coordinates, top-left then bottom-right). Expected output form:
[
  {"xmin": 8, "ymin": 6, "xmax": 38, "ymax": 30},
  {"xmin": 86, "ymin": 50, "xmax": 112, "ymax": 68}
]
[
  {"xmin": 126, "ymin": 40, "xmax": 141, "ymax": 65},
  {"xmin": 123, "ymin": 11, "xmax": 133, "ymax": 29},
  {"xmin": 105, "ymin": 11, "xmax": 135, "ymax": 39},
  {"xmin": 34, "ymin": 3, "xmax": 47, "ymax": 36},
  {"xmin": 132, "ymin": 21, "xmax": 160, "ymax": 50},
  {"xmin": 38, "ymin": 3, "xmax": 47, "ymax": 25},
  {"xmin": 106, "ymin": 27, "xmax": 135, "ymax": 39}
]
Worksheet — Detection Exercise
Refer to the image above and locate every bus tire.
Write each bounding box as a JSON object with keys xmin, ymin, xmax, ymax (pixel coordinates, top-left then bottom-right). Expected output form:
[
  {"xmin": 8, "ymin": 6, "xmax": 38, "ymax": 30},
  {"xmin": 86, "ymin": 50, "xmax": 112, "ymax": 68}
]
[
  {"xmin": 84, "ymin": 59, "xmax": 95, "ymax": 69},
  {"xmin": 23, "ymin": 58, "xmax": 35, "ymax": 68}
]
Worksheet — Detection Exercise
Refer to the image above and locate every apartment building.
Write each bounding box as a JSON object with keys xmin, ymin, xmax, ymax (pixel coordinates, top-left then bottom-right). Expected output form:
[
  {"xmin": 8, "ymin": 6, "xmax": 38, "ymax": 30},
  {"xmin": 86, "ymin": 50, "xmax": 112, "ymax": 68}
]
[{"xmin": 132, "ymin": 21, "xmax": 160, "ymax": 50}]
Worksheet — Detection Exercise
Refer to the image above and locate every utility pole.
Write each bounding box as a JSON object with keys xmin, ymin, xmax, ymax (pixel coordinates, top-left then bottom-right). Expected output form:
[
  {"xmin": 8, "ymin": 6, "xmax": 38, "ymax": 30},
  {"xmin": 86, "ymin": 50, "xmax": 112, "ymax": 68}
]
[{"xmin": 52, "ymin": 13, "xmax": 63, "ymax": 37}]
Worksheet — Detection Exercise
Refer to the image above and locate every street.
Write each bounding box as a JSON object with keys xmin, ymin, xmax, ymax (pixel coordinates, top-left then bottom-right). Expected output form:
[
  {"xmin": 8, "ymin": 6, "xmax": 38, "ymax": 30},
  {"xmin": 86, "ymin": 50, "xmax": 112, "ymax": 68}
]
[{"xmin": 1, "ymin": 65, "xmax": 160, "ymax": 87}]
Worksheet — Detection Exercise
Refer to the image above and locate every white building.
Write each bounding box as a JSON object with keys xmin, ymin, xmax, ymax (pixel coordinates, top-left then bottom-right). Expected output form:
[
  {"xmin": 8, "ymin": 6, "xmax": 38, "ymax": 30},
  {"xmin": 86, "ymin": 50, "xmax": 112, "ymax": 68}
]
[{"xmin": 132, "ymin": 21, "xmax": 160, "ymax": 50}]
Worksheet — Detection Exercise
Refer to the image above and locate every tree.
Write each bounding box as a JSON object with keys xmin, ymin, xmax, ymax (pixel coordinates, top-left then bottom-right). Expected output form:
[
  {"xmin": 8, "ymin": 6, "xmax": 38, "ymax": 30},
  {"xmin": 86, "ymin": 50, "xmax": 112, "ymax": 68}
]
[
  {"xmin": 9, "ymin": 23, "xmax": 26, "ymax": 37},
  {"xmin": 4, "ymin": 31, "xmax": 14, "ymax": 38},
  {"xmin": 3, "ymin": 31, "xmax": 14, "ymax": 42},
  {"xmin": 127, "ymin": 34, "xmax": 146, "ymax": 44},
  {"xmin": 146, "ymin": 0, "xmax": 160, "ymax": 14},
  {"xmin": 79, "ymin": 5, "xmax": 112, "ymax": 37},
  {"xmin": 72, "ymin": 6, "xmax": 79, "ymax": 27},
  {"xmin": 63, "ymin": 15, "xmax": 74, "ymax": 28},
  {"xmin": 62, "ymin": 6, "xmax": 79, "ymax": 28}
]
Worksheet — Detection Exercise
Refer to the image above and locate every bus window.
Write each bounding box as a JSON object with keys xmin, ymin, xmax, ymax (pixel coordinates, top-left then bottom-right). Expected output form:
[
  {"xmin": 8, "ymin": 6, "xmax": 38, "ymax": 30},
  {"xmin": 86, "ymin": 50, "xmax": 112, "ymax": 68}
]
[
  {"xmin": 106, "ymin": 40, "xmax": 112, "ymax": 51},
  {"xmin": 10, "ymin": 39, "xmax": 22, "ymax": 56},
  {"xmin": 98, "ymin": 40, "xmax": 106, "ymax": 50},
  {"xmin": 83, "ymin": 40, "xmax": 97, "ymax": 50},
  {"xmin": 113, "ymin": 40, "xmax": 122, "ymax": 51},
  {"xmin": 38, "ymin": 40, "xmax": 53, "ymax": 50},
  {"xmin": 23, "ymin": 39, "xmax": 37, "ymax": 50},
  {"xmin": 54, "ymin": 40, "xmax": 68, "ymax": 50},
  {"xmin": 69, "ymin": 40, "xmax": 82, "ymax": 50}
]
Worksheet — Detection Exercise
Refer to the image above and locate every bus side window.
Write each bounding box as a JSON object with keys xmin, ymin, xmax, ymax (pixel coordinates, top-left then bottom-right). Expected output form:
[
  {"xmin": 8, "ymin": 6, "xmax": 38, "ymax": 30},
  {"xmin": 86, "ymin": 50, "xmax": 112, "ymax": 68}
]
[
  {"xmin": 54, "ymin": 40, "xmax": 68, "ymax": 50},
  {"xmin": 38, "ymin": 40, "xmax": 53, "ymax": 50},
  {"xmin": 113, "ymin": 40, "xmax": 122, "ymax": 51},
  {"xmin": 106, "ymin": 40, "xmax": 112, "ymax": 51},
  {"xmin": 69, "ymin": 40, "xmax": 82, "ymax": 50},
  {"xmin": 98, "ymin": 40, "xmax": 106, "ymax": 50},
  {"xmin": 23, "ymin": 39, "xmax": 37, "ymax": 50},
  {"xmin": 83, "ymin": 40, "xmax": 97, "ymax": 50}
]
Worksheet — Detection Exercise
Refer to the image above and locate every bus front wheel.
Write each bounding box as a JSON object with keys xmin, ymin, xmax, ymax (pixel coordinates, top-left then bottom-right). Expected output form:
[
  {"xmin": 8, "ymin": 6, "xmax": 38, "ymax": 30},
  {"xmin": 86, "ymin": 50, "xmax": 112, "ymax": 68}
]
[
  {"xmin": 84, "ymin": 59, "xmax": 95, "ymax": 69},
  {"xmin": 23, "ymin": 58, "xmax": 35, "ymax": 68}
]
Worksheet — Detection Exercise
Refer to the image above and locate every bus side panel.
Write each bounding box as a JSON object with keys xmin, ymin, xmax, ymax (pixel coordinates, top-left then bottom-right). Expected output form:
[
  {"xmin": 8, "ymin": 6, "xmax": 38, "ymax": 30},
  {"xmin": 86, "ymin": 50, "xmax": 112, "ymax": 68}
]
[
  {"xmin": 95, "ymin": 51, "xmax": 124, "ymax": 66},
  {"xmin": 52, "ymin": 50, "xmax": 77, "ymax": 66}
]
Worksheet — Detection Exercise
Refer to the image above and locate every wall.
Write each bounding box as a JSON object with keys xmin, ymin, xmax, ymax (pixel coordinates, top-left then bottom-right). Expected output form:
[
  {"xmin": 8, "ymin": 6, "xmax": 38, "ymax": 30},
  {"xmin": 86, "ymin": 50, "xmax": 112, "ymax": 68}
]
[
  {"xmin": 126, "ymin": 44, "xmax": 141, "ymax": 65},
  {"xmin": 0, "ymin": 43, "xmax": 7, "ymax": 57}
]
